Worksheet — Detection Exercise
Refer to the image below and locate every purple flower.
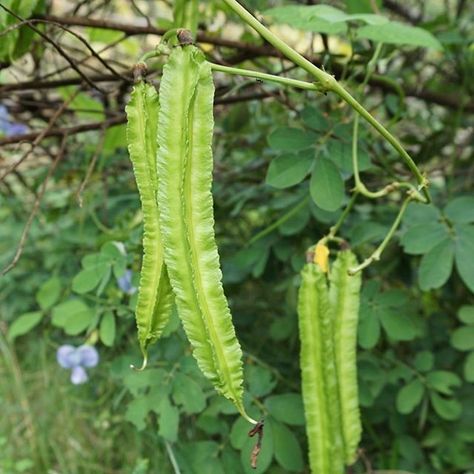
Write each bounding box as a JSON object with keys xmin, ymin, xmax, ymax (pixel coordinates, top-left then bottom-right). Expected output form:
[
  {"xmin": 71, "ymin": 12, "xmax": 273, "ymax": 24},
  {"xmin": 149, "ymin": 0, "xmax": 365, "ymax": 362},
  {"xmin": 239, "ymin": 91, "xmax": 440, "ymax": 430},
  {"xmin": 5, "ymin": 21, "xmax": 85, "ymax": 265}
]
[
  {"xmin": 117, "ymin": 269, "xmax": 137, "ymax": 295},
  {"xmin": 0, "ymin": 104, "xmax": 28, "ymax": 136},
  {"xmin": 57, "ymin": 344, "xmax": 99, "ymax": 384}
]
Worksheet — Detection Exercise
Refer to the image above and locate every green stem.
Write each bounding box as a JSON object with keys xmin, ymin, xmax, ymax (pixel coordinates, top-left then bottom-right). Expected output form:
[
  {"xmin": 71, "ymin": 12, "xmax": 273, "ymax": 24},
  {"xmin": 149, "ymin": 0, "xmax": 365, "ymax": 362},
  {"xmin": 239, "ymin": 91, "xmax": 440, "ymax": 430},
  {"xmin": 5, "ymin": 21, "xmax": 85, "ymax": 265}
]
[
  {"xmin": 326, "ymin": 192, "xmax": 359, "ymax": 241},
  {"xmin": 210, "ymin": 63, "xmax": 321, "ymax": 91},
  {"xmin": 348, "ymin": 195, "xmax": 413, "ymax": 275},
  {"xmin": 249, "ymin": 195, "xmax": 310, "ymax": 245},
  {"xmin": 221, "ymin": 0, "xmax": 430, "ymax": 203}
]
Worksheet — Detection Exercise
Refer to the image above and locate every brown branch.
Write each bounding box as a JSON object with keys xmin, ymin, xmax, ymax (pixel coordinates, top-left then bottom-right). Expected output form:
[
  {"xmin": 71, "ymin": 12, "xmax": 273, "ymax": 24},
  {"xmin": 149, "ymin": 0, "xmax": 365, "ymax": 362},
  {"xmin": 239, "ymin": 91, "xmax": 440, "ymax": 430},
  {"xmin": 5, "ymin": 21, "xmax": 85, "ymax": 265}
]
[
  {"xmin": 0, "ymin": 91, "xmax": 78, "ymax": 182},
  {"xmin": 1, "ymin": 133, "xmax": 68, "ymax": 275},
  {"xmin": 27, "ymin": 14, "xmax": 473, "ymax": 112},
  {"xmin": 75, "ymin": 124, "xmax": 107, "ymax": 207},
  {"xmin": 0, "ymin": 115, "xmax": 126, "ymax": 147},
  {"xmin": 0, "ymin": 74, "xmax": 128, "ymax": 93},
  {"xmin": 0, "ymin": 91, "xmax": 275, "ymax": 147},
  {"xmin": 0, "ymin": 4, "xmax": 103, "ymax": 93},
  {"xmin": 37, "ymin": 14, "xmax": 274, "ymax": 57}
]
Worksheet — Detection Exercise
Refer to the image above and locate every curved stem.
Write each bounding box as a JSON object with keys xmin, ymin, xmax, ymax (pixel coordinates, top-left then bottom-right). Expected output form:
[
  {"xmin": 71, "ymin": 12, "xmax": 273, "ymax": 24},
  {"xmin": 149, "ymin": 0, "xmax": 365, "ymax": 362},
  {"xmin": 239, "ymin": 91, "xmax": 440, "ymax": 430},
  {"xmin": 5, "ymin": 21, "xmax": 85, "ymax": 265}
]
[
  {"xmin": 248, "ymin": 196, "xmax": 310, "ymax": 246},
  {"xmin": 348, "ymin": 195, "xmax": 413, "ymax": 275},
  {"xmin": 221, "ymin": 0, "xmax": 430, "ymax": 202},
  {"xmin": 210, "ymin": 63, "xmax": 320, "ymax": 91}
]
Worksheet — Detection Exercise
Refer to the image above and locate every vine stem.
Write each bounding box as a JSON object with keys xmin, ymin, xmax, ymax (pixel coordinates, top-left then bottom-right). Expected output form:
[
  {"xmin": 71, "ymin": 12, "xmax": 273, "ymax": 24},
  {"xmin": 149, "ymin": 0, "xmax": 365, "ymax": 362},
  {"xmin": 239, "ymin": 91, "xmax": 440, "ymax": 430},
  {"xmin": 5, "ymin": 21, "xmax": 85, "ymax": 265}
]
[
  {"xmin": 348, "ymin": 195, "xmax": 413, "ymax": 275},
  {"xmin": 248, "ymin": 196, "xmax": 310, "ymax": 245},
  {"xmin": 221, "ymin": 0, "xmax": 430, "ymax": 203},
  {"xmin": 210, "ymin": 63, "xmax": 321, "ymax": 91}
]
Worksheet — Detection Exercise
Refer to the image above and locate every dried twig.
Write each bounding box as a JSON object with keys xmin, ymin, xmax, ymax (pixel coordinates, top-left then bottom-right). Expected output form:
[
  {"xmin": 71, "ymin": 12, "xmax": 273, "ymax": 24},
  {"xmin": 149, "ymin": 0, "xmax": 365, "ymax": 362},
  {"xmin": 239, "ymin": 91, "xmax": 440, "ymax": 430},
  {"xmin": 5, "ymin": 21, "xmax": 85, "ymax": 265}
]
[
  {"xmin": 75, "ymin": 123, "xmax": 107, "ymax": 207},
  {"xmin": 0, "ymin": 91, "xmax": 78, "ymax": 182},
  {"xmin": 1, "ymin": 133, "xmax": 69, "ymax": 275},
  {"xmin": 0, "ymin": 4, "xmax": 105, "ymax": 92}
]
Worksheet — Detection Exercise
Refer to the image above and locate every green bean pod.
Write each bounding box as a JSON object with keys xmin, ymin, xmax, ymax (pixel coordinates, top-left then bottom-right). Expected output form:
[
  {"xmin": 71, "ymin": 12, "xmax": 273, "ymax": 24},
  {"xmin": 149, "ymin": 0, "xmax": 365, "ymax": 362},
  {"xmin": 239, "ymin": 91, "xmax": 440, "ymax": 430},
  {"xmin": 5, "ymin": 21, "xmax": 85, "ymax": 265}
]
[
  {"xmin": 125, "ymin": 80, "xmax": 174, "ymax": 367},
  {"xmin": 156, "ymin": 45, "xmax": 252, "ymax": 422},
  {"xmin": 298, "ymin": 263, "xmax": 344, "ymax": 474},
  {"xmin": 329, "ymin": 250, "xmax": 362, "ymax": 464}
]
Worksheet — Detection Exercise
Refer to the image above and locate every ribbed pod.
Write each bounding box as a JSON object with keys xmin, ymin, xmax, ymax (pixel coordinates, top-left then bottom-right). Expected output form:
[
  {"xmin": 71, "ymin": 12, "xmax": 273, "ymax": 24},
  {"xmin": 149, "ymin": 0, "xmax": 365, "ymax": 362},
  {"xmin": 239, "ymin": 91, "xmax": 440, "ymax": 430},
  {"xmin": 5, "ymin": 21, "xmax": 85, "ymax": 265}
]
[
  {"xmin": 125, "ymin": 80, "xmax": 173, "ymax": 363},
  {"xmin": 330, "ymin": 250, "xmax": 362, "ymax": 464},
  {"xmin": 298, "ymin": 263, "xmax": 343, "ymax": 473},
  {"xmin": 156, "ymin": 45, "xmax": 249, "ymax": 420}
]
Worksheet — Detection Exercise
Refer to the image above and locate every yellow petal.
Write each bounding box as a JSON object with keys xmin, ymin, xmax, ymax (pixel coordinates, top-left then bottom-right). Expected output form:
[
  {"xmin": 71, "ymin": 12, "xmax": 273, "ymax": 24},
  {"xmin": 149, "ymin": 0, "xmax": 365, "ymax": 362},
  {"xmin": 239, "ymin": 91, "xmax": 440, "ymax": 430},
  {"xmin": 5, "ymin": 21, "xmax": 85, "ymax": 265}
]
[{"xmin": 313, "ymin": 243, "xmax": 330, "ymax": 273}]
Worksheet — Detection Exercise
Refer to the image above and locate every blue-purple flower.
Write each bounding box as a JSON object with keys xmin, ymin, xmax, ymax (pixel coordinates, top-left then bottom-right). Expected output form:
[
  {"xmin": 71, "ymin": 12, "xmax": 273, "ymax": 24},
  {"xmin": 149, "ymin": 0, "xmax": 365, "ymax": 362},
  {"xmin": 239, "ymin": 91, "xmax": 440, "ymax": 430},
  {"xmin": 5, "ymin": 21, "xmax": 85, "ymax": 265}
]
[
  {"xmin": 57, "ymin": 344, "xmax": 99, "ymax": 384},
  {"xmin": 0, "ymin": 104, "xmax": 28, "ymax": 136},
  {"xmin": 117, "ymin": 269, "xmax": 137, "ymax": 295}
]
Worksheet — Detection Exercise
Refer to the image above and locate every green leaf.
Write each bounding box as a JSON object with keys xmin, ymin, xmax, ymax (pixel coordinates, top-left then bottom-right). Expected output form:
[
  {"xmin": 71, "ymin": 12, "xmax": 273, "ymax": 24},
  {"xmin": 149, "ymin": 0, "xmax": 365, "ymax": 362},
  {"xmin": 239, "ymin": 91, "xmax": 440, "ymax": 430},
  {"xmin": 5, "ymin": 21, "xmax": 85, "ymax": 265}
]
[
  {"xmin": 454, "ymin": 224, "xmax": 474, "ymax": 293},
  {"xmin": 270, "ymin": 419, "xmax": 304, "ymax": 472},
  {"xmin": 396, "ymin": 379, "xmax": 424, "ymax": 414},
  {"xmin": 125, "ymin": 398, "xmax": 149, "ymax": 431},
  {"xmin": 400, "ymin": 223, "xmax": 449, "ymax": 255},
  {"xmin": 264, "ymin": 393, "xmax": 305, "ymax": 426},
  {"xmin": 51, "ymin": 299, "xmax": 94, "ymax": 335},
  {"xmin": 36, "ymin": 277, "xmax": 61, "ymax": 310},
  {"xmin": 263, "ymin": 6, "xmax": 347, "ymax": 34},
  {"xmin": 464, "ymin": 352, "xmax": 474, "ymax": 382},
  {"xmin": 158, "ymin": 397, "xmax": 179, "ymax": 442},
  {"xmin": 230, "ymin": 417, "xmax": 249, "ymax": 450},
  {"xmin": 326, "ymin": 139, "xmax": 371, "ymax": 174},
  {"xmin": 301, "ymin": 106, "xmax": 329, "ymax": 131},
  {"xmin": 450, "ymin": 326, "xmax": 474, "ymax": 351},
  {"xmin": 99, "ymin": 311, "xmax": 116, "ymax": 347},
  {"xmin": 414, "ymin": 351, "xmax": 434, "ymax": 372},
  {"xmin": 458, "ymin": 305, "xmax": 474, "ymax": 325},
  {"xmin": 278, "ymin": 205, "xmax": 310, "ymax": 236},
  {"xmin": 358, "ymin": 304, "xmax": 380, "ymax": 349},
  {"xmin": 268, "ymin": 127, "xmax": 317, "ymax": 151},
  {"xmin": 72, "ymin": 267, "xmax": 106, "ymax": 294},
  {"xmin": 172, "ymin": 373, "xmax": 206, "ymax": 414},
  {"xmin": 8, "ymin": 311, "xmax": 43, "ymax": 341},
  {"xmin": 444, "ymin": 196, "xmax": 474, "ymax": 224},
  {"xmin": 246, "ymin": 365, "xmax": 276, "ymax": 397},
  {"xmin": 403, "ymin": 202, "xmax": 441, "ymax": 225},
  {"xmin": 430, "ymin": 393, "xmax": 462, "ymax": 421},
  {"xmin": 425, "ymin": 371, "xmax": 462, "ymax": 395},
  {"xmin": 357, "ymin": 22, "xmax": 443, "ymax": 50},
  {"xmin": 418, "ymin": 238, "xmax": 454, "ymax": 290},
  {"xmin": 310, "ymin": 157, "xmax": 344, "ymax": 211},
  {"xmin": 379, "ymin": 311, "xmax": 417, "ymax": 341},
  {"xmin": 266, "ymin": 149, "xmax": 314, "ymax": 189}
]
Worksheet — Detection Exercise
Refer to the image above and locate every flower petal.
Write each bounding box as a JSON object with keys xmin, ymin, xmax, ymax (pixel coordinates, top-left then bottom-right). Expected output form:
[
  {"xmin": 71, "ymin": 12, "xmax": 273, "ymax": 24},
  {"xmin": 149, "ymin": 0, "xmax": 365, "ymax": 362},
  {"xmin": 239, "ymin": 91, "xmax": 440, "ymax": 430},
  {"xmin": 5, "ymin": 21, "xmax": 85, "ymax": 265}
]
[
  {"xmin": 77, "ymin": 345, "xmax": 99, "ymax": 368},
  {"xmin": 71, "ymin": 366, "xmax": 88, "ymax": 384},
  {"xmin": 57, "ymin": 345, "xmax": 79, "ymax": 368}
]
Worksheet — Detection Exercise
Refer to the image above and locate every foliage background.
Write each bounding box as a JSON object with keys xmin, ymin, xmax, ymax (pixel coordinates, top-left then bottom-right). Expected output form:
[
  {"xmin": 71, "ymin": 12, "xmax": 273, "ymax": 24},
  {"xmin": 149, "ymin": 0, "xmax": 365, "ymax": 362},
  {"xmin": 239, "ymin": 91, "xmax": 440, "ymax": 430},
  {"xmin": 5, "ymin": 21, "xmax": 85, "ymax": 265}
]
[{"xmin": 0, "ymin": 0, "xmax": 473, "ymax": 473}]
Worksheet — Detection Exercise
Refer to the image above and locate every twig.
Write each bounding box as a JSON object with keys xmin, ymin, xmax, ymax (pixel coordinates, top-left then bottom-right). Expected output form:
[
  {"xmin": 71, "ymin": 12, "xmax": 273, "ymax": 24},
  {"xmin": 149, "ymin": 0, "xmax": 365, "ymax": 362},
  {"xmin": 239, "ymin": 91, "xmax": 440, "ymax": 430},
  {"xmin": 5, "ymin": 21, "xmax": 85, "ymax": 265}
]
[
  {"xmin": 0, "ymin": 91, "xmax": 78, "ymax": 182},
  {"xmin": 75, "ymin": 124, "xmax": 107, "ymax": 207},
  {"xmin": 0, "ymin": 4, "xmax": 104, "ymax": 92},
  {"xmin": 0, "ymin": 74, "xmax": 129, "ymax": 93},
  {"xmin": 0, "ymin": 92, "xmax": 273, "ymax": 147},
  {"xmin": 0, "ymin": 115, "xmax": 126, "ymax": 146},
  {"xmin": 1, "ymin": 133, "xmax": 69, "ymax": 275}
]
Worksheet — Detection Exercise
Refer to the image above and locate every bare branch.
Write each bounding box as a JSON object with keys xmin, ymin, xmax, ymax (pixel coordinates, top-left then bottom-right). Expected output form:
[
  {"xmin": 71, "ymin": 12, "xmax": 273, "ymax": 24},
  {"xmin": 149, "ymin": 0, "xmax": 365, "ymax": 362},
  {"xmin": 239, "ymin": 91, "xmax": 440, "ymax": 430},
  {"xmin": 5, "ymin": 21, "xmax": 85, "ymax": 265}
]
[
  {"xmin": 0, "ymin": 91, "xmax": 79, "ymax": 182},
  {"xmin": 1, "ymin": 133, "xmax": 69, "ymax": 275}
]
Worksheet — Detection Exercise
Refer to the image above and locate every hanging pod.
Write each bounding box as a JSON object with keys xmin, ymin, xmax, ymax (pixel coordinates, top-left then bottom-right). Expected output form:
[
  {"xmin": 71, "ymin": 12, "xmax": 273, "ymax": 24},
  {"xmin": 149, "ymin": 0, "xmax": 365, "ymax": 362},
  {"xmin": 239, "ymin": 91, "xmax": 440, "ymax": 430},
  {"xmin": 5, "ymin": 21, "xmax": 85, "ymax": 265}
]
[
  {"xmin": 156, "ymin": 44, "xmax": 254, "ymax": 424},
  {"xmin": 298, "ymin": 249, "xmax": 362, "ymax": 473},
  {"xmin": 330, "ymin": 250, "xmax": 362, "ymax": 465},
  {"xmin": 298, "ymin": 262, "xmax": 344, "ymax": 474},
  {"xmin": 125, "ymin": 79, "xmax": 174, "ymax": 368}
]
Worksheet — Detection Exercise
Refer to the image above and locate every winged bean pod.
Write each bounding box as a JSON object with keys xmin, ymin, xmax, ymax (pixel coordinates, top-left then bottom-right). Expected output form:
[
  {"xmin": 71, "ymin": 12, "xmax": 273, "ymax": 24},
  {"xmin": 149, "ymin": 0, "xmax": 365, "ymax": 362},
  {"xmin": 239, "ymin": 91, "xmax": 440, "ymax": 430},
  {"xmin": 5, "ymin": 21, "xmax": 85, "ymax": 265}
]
[
  {"xmin": 329, "ymin": 250, "xmax": 362, "ymax": 464},
  {"xmin": 125, "ymin": 80, "xmax": 173, "ymax": 367},
  {"xmin": 298, "ymin": 263, "xmax": 344, "ymax": 473},
  {"xmin": 156, "ymin": 45, "xmax": 254, "ymax": 423}
]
